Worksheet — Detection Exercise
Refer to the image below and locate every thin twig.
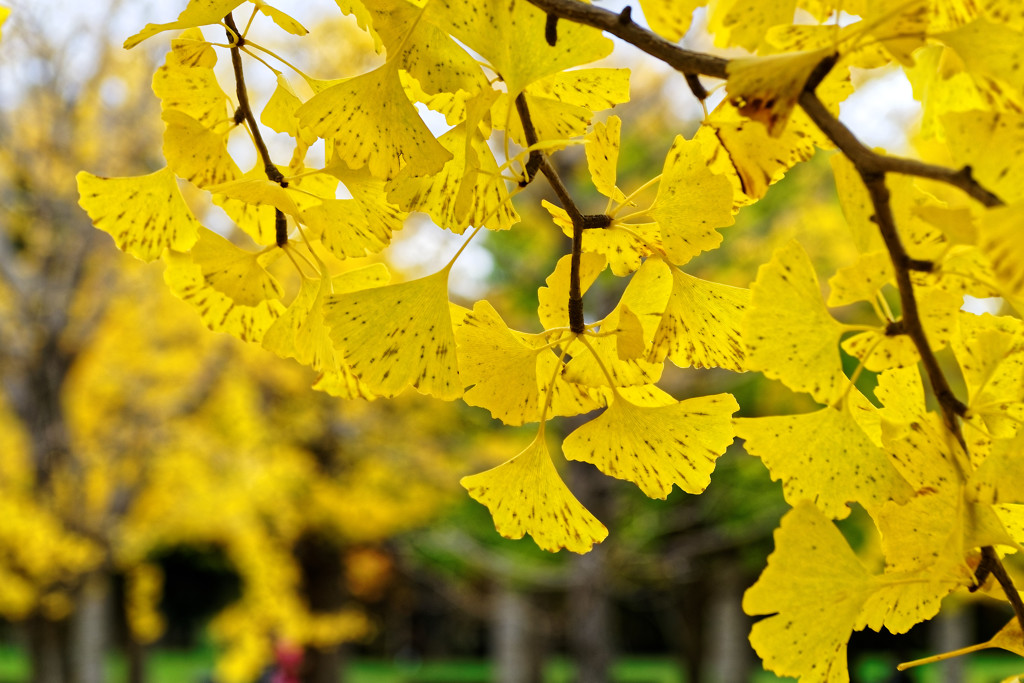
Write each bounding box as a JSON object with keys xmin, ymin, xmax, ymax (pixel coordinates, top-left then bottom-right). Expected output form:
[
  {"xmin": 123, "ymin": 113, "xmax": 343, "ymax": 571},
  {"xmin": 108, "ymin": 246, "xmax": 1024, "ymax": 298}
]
[
  {"xmin": 515, "ymin": 93, "xmax": 596, "ymax": 334},
  {"xmin": 224, "ymin": 13, "xmax": 285, "ymax": 187}
]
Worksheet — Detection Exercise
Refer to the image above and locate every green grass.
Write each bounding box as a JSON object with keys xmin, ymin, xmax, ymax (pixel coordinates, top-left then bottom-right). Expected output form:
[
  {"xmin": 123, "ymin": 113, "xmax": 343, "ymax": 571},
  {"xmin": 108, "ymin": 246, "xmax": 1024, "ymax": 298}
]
[{"xmin": 0, "ymin": 646, "xmax": 1020, "ymax": 683}]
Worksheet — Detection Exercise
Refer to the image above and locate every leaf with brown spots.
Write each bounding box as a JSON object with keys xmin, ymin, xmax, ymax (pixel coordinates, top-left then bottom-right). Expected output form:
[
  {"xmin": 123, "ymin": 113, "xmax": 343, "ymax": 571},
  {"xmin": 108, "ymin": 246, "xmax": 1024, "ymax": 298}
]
[
  {"xmin": 736, "ymin": 397, "xmax": 915, "ymax": 519},
  {"xmin": 76, "ymin": 167, "xmax": 202, "ymax": 262},
  {"xmin": 745, "ymin": 240, "xmax": 848, "ymax": 405},
  {"xmin": 296, "ymin": 63, "xmax": 452, "ymax": 180},
  {"xmin": 563, "ymin": 392, "xmax": 738, "ymax": 499},
  {"xmin": 323, "ymin": 266, "xmax": 461, "ymax": 400}
]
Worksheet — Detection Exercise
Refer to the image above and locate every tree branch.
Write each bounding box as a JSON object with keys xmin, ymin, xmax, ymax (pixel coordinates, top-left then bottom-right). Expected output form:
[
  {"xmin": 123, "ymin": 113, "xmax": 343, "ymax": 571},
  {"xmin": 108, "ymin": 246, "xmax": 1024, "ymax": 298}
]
[{"xmin": 524, "ymin": 0, "xmax": 728, "ymax": 80}]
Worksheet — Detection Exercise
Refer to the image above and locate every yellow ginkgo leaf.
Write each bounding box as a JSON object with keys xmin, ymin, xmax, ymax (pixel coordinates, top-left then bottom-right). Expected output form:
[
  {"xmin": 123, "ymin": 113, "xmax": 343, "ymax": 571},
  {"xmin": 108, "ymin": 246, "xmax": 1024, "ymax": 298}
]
[
  {"xmin": 939, "ymin": 19, "xmax": 1024, "ymax": 97},
  {"xmin": 255, "ymin": 2, "xmax": 308, "ymax": 35},
  {"xmin": 977, "ymin": 203, "xmax": 1024, "ymax": 299},
  {"xmin": 296, "ymin": 63, "xmax": 452, "ymax": 180},
  {"xmin": 498, "ymin": 68, "xmax": 631, "ymax": 147},
  {"xmin": 746, "ymin": 240, "xmax": 848, "ymax": 405},
  {"xmin": 727, "ymin": 48, "xmax": 836, "ymax": 136},
  {"xmin": 968, "ymin": 431, "xmax": 1024, "ymax": 504},
  {"xmin": 312, "ymin": 366, "xmax": 377, "ymax": 401},
  {"xmin": 951, "ymin": 312, "xmax": 1024, "ymax": 436},
  {"xmin": 743, "ymin": 502, "xmax": 874, "ymax": 683},
  {"xmin": 944, "ymin": 111, "xmax": 1024, "ymax": 204},
  {"xmin": 614, "ymin": 305, "xmax": 645, "ymax": 360},
  {"xmin": 639, "ymin": 0, "xmax": 704, "ymax": 42},
  {"xmin": 827, "ymin": 251, "xmax": 894, "ymax": 307},
  {"xmin": 650, "ymin": 135, "xmax": 735, "ymax": 266},
  {"xmin": 698, "ymin": 102, "xmax": 823, "ymax": 203},
  {"xmin": 152, "ymin": 38, "xmax": 230, "ymax": 128},
  {"xmin": 0, "ymin": 7, "xmax": 10, "ymax": 42},
  {"xmin": 585, "ymin": 115, "xmax": 627, "ymax": 203},
  {"xmin": 736, "ymin": 399, "xmax": 915, "ymax": 519},
  {"xmin": 77, "ymin": 167, "xmax": 202, "ymax": 262},
  {"xmin": 167, "ymin": 31, "xmax": 216, "ymax": 68},
  {"xmin": 124, "ymin": 0, "xmax": 245, "ymax": 49},
  {"xmin": 649, "ymin": 259, "xmax": 749, "ymax": 372},
  {"xmin": 302, "ymin": 198, "xmax": 395, "ymax": 259},
  {"xmin": 461, "ymin": 431, "xmax": 608, "ymax": 554},
  {"xmin": 563, "ymin": 393, "xmax": 737, "ymax": 499},
  {"xmin": 436, "ymin": 0, "xmax": 612, "ymax": 97},
  {"xmin": 162, "ymin": 109, "xmax": 240, "ymax": 188},
  {"xmin": 261, "ymin": 74, "xmax": 317, "ymax": 145},
  {"xmin": 323, "ymin": 267, "xmax": 461, "ymax": 400},
  {"xmin": 163, "ymin": 250, "xmax": 284, "ymax": 343},
  {"xmin": 455, "ymin": 301, "xmax": 572, "ymax": 425},
  {"xmin": 189, "ymin": 227, "xmax": 282, "ymax": 307},
  {"xmin": 387, "ymin": 97, "xmax": 519, "ymax": 234},
  {"xmin": 840, "ymin": 330, "xmax": 920, "ymax": 373},
  {"xmin": 899, "ymin": 617, "xmax": 1024, "ymax": 673}
]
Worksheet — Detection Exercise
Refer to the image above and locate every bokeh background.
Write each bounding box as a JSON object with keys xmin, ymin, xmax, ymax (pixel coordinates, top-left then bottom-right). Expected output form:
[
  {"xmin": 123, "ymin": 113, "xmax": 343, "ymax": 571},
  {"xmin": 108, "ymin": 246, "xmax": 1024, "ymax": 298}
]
[{"xmin": 0, "ymin": 2, "xmax": 1019, "ymax": 682}]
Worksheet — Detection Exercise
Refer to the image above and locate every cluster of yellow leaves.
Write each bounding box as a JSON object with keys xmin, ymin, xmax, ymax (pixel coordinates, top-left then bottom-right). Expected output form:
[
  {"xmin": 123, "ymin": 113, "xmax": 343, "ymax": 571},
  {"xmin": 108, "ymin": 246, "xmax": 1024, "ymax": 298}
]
[{"xmin": 73, "ymin": 1, "xmax": 1024, "ymax": 681}]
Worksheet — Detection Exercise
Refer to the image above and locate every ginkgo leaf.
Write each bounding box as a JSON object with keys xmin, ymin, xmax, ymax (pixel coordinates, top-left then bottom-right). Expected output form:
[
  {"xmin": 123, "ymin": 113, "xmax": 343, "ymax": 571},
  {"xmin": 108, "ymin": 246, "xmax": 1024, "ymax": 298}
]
[
  {"xmin": 977, "ymin": 203, "xmax": 1024, "ymax": 299},
  {"xmin": 152, "ymin": 37, "xmax": 230, "ymax": 128},
  {"xmin": 968, "ymin": 431, "xmax": 1024, "ymax": 505},
  {"xmin": 497, "ymin": 68, "xmax": 631, "ymax": 147},
  {"xmin": 537, "ymin": 253, "xmax": 606, "ymax": 330},
  {"xmin": 387, "ymin": 103, "xmax": 519, "ymax": 233},
  {"xmin": 323, "ymin": 267, "xmax": 461, "ymax": 400},
  {"xmin": 743, "ymin": 502, "xmax": 874, "ymax": 683},
  {"xmin": 585, "ymin": 115, "xmax": 627, "ymax": 203},
  {"xmin": 296, "ymin": 63, "xmax": 452, "ymax": 180},
  {"xmin": 614, "ymin": 306, "xmax": 644, "ymax": 360},
  {"xmin": 650, "ymin": 135, "xmax": 735, "ymax": 266},
  {"xmin": 746, "ymin": 240, "xmax": 848, "ymax": 405},
  {"xmin": 302, "ymin": 198, "xmax": 396, "ymax": 259},
  {"xmin": 736, "ymin": 399, "xmax": 915, "ymax": 519},
  {"xmin": 124, "ymin": 0, "xmax": 244, "ymax": 49},
  {"xmin": 77, "ymin": 167, "xmax": 202, "ymax": 262},
  {"xmin": 827, "ymin": 251, "xmax": 894, "ymax": 307},
  {"xmin": 255, "ymin": 2, "xmax": 308, "ymax": 35},
  {"xmin": 162, "ymin": 109, "xmax": 240, "ymax": 188},
  {"xmin": 189, "ymin": 227, "xmax": 282, "ymax": 307},
  {"xmin": 168, "ymin": 32, "xmax": 217, "ymax": 68},
  {"xmin": 939, "ymin": 19, "xmax": 1024, "ymax": 98},
  {"xmin": 163, "ymin": 250, "xmax": 284, "ymax": 343},
  {"xmin": 841, "ymin": 330, "xmax": 920, "ymax": 373},
  {"xmin": 648, "ymin": 259, "xmax": 749, "ymax": 372},
  {"xmin": 455, "ymin": 301, "xmax": 597, "ymax": 425},
  {"xmin": 698, "ymin": 102, "xmax": 824, "ymax": 204},
  {"xmin": 952, "ymin": 312, "xmax": 1024, "ymax": 438},
  {"xmin": 261, "ymin": 74, "xmax": 317, "ymax": 145},
  {"xmin": 727, "ymin": 48, "xmax": 836, "ymax": 136},
  {"xmin": 461, "ymin": 431, "xmax": 608, "ymax": 554},
  {"xmin": 563, "ymin": 393, "xmax": 737, "ymax": 499},
  {"xmin": 639, "ymin": 0, "xmax": 704, "ymax": 42},
  {"xmin": 944, "ymin": 111, "xmax": 1024, "ymax": 204},
  {"xmin": 436, "ymin": 0, "xmax": 613, "ymax": 97}
]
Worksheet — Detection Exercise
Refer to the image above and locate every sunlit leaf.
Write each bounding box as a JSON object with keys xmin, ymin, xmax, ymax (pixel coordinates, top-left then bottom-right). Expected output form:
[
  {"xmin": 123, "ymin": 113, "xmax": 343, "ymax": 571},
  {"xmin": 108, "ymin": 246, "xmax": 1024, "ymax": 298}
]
[
  {"xmin": 77, "ymin": 167, "xmax": 202, "ymax": 262},
  {"xmin": 461, "ymin": 431, "xmax": 608, "ymax": 554}
]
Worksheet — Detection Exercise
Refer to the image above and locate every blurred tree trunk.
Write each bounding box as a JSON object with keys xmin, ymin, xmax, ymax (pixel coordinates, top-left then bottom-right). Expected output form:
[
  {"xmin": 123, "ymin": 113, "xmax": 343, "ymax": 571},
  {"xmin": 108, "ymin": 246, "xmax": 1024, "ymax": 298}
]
[
  {"xmin": 567, "ymin": 461, "xmax": 613, "ymax": 683},
  {"xmin": 492, "ymin": 584, "xmax": 543, "ymax": 683},
  {"xmin": 934, "ymin": 605, "xmax": 968, "ymax": 683},
  {"xmin": 126, "ymin": 637, "xmax": 147, "ymax": 683},
  {"xmin": 28, "ymin": 615, "xmax": 68, "ymax": 683},
  {"xmin": 69, "ymin": 571, "xmax": 110, "ymax": 683},
  {"xmin": 296, "ymin": 532, "xmax": 347, "ymax": 683},
  {"xmin": 703, "ymin": 562, "xmax": 749, "ymax": 683}
]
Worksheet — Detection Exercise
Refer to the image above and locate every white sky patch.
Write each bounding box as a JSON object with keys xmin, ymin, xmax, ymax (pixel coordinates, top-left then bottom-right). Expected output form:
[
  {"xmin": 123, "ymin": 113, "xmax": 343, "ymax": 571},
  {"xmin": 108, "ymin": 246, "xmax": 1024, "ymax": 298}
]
[
  {"xmin": 839, "ymin": 68, "xmax": 921, "ymax": 153},
  {"xmin": 962, "ymin": 295, "xmax": 1004, "ymax": 316}
]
